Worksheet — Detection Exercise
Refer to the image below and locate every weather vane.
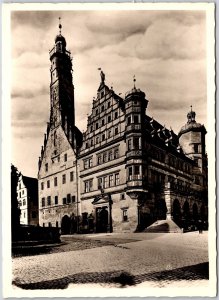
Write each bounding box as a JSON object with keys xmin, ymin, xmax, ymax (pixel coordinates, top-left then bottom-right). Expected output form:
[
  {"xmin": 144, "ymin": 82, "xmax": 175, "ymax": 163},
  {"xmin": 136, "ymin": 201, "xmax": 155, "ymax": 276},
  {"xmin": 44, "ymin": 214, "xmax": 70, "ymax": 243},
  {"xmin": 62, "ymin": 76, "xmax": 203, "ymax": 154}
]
[{"xmin": 190, "ymin": 105, "xmax": 193, "ymax": 112}]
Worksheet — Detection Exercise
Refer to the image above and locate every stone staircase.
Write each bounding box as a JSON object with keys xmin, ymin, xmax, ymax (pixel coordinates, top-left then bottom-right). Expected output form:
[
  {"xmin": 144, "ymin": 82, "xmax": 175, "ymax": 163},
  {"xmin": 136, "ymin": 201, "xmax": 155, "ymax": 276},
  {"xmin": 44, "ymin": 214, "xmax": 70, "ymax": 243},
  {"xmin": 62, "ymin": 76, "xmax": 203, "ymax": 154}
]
[{"xmin": 144, "ymin": 219, "xmax": 182, "ymax": 233}]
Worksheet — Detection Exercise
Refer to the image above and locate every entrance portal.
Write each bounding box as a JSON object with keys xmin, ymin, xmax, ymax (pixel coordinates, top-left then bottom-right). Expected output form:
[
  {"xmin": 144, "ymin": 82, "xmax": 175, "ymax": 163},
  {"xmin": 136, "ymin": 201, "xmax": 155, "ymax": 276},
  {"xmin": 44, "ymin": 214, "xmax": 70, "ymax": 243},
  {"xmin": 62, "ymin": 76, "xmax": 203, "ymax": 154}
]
[
  {"xmin": 172, "ymin": 199, "xmax": 181, "ymax": 226},
  {"xmin": 155, "ymin": 199, "xmax": 167, "ymax": 220},
  {"xmin": 96, "ymin": 207, "xmax": 108, "ymax": 233},
  {"xmin": 61, "ymin": 215, "xmax": 71, "ymax": 235}
]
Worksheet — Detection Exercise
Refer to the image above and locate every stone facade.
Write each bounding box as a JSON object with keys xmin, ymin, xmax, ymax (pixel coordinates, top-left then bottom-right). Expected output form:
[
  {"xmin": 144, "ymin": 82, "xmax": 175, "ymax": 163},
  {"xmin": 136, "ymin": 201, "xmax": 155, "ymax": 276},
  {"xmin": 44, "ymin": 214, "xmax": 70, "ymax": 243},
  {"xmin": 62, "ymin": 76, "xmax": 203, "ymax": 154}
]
[
  {"xmin": 17, "ymin": 175, "xmax": 39, "ymax": 226},
  {"xmin": 38, "ymin": 26, "xmax": 208, "ymax": 233}
]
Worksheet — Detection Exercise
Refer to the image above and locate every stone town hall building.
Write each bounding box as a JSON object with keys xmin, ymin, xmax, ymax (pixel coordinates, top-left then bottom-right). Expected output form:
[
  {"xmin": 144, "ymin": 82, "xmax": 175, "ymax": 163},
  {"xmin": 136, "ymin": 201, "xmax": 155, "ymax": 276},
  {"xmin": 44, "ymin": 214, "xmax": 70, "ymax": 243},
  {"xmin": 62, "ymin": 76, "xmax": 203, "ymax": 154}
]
[{"xmin": 38, "ymin": 25, "xmax": 208, "ymax": 233}]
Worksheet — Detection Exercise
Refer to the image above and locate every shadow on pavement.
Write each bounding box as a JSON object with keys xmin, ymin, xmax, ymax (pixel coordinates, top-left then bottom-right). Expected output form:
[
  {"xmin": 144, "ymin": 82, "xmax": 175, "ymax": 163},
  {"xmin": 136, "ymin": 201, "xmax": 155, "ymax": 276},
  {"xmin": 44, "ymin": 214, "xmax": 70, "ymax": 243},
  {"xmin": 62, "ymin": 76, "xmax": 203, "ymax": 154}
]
[{"xmin": 13, "ymin": 262, "xmax": 208, "ymax": 289}]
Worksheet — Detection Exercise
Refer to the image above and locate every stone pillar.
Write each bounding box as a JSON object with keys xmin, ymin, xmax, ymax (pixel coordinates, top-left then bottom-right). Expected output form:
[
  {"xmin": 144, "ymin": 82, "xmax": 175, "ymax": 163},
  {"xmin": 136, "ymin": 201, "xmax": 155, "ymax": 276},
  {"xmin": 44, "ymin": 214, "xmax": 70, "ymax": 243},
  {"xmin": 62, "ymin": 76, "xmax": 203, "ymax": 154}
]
[{"xmin": 164, "ymin": 183, "xmax": 172, "ymax": 220}]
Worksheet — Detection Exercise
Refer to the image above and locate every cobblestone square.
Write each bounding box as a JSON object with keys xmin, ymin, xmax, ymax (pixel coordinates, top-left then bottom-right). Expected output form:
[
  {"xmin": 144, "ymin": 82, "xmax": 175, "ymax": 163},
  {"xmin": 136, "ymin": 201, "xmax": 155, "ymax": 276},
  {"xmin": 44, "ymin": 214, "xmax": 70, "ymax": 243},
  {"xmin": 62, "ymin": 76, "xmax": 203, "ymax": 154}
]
[{"xmin": 12, "ymin": 231, "xmax": 210, "ymax": 295}]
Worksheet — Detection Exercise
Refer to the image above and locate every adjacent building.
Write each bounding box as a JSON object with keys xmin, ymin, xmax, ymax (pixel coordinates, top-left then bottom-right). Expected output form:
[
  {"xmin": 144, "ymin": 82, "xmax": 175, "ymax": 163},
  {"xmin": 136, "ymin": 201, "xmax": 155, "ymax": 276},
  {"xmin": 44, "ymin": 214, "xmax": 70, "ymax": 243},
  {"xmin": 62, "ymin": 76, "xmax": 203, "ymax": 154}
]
[
  {"xmin": 38, "ymin": 24, "xmax": 208, "ymax": 233},
  {"xmin": 17, "ymin": 174, "xmax": 39, "ymax": 226}
]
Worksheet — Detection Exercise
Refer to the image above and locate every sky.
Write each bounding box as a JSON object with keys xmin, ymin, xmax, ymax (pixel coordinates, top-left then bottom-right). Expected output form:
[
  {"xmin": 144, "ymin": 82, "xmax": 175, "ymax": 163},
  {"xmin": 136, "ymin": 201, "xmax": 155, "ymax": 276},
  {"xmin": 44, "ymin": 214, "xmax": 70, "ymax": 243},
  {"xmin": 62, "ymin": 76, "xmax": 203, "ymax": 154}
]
[{"xmin": 11, "ymin": 9, "xmax": 207, "ymax": 178}]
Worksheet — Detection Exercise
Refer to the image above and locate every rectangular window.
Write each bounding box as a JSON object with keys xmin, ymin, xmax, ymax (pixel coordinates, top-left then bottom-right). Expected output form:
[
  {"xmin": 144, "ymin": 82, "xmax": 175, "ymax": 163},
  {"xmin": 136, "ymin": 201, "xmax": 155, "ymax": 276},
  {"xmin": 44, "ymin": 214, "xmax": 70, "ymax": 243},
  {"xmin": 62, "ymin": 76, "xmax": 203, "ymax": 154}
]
[
  {"xmin": 62, "ymin": 174, "xmax": 66, "ymax": 184},
  {"xmin": 41, "ymin": 182, "xmax": 44, "ymax": 190},
  {"xmin": 89, "ymin": 158, "xmax": 93, "ymax": 167},
  {"xmin": 134, "ymin": 166, "xmax": 140, "ymax": 175},
  {"xmin": 24, "ymin": 212, "xmax": 26, "ymax": 218},
  {"xmin": 67, "ymin": 194, "xmax": 71, "ymax": 204},
  {"xmin": 114, "ymin": 148, "xmax": 119, "ymax": 159},
  {"xmin": 114, "ymin": 111, "xmax": 118, "ymax": 119},
  {"xmin": 134, "ymin": 115, "xmax": 139, "ymax": 124},
  {"xmin": 127, "ymin": 116, "xmax": 131, "ymax": 125},
  {"xmin": 123, "ymin": 209, "xmax": 128, "ymax": 222},
  {"xmin": 103, "ymin": 176, "xmax": 108, "ymax": 189},
  {"xmin": 45, "ymin": 163, "xmax": 48, "ymax": 172},
  {"xmin": 133, "ymin": 137, "xmax": 140, "ymax": 150},
  {"xmin": 120, "ymin": 193, "xmax": 125, "ymax": 200},
  {"xmin": 42, "ymin": 198, "xmax": 45, "ymax": 207},
  {"xmin": 55, "ymin": 196, "xmax": 58, "ymax": 205},
  {"xmin": 194, "ymin": 144, "xmax": 199, "ymax": 153},
  {"xmin": 47, "ymin": 180, "xmax": 50, "ymax": 188},
  {"xmin": 70, "ymin": 171, "xmax": 74, "ymax": 182},
  {"xmin": 72, "ymin": 195, "xmax": 76, "ymax": 203},
  {"xmin": 23, "ymin": 199, "xmax": 26, "ymax": 206},
  {"xmin": 47, "ymin": 196, "xmax": 51, "ymax": 206},
  {"xmin": 128, "ymin": 167, "xmax": 132, "ymax": 180},
  {"xmin": 97, "ymin": 155, "xmax": 102, "ymax": 165},
  {"xmin": 64, "ymin": 153, "xmax": 67, "ymax": 162},
  {"xmin": 63, "ymin": 197, "xmax": 66, "ymax": 205},
  {"xmin": 22, "ymin": 190, "xmax": 24, "ymax": 195},
  {"xmin": 98, "ymin": 177, "xmax": 102, "ymax": 189},
  {"xmin": 115, "ymin": 173, "xmax": 120, "ymax": 186},
  {"xmin": 84, "ymin": 159, "xmax": 88, "ymax": 169},
  {"xmin": 56, "ymin": 221, "xmax": 59, "ymax": 227},
  {"xmin": 84, "ymin": 180, "xmax": 93, "ymax": 193},
  {"xmin": 109, "ymin": 174, "xmax": 114, "ymax": 187},
  {"xmin": 103, "ymin": 152, "xmax": 107, "ymax": 163},
  {"xmin": 108, "ymin": 115, "xmax": 111, "ymax": 122},
  {"xmin": 115, "ymin": 127, "xmax": 119, "ymax": 135},
  {"xmin": 54, "ymin": 177, "xmax": 58, "ymax": 186},
  {"xmin": 127, "ymin": 139, "xmax": 132, "ymax": 151},
  {"xmin": 108, "ymin": 151, "xmax": 113, "ymax": 161}
]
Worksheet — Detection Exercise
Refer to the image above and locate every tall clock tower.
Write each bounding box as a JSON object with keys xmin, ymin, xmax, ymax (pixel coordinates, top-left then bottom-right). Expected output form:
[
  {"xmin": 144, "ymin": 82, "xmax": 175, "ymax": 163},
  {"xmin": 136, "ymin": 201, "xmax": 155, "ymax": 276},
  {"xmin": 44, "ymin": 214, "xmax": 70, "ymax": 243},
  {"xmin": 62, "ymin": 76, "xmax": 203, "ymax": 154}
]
[{"xmin": 49, "ymin": 21, "xmax": 75, "ymax": 144}]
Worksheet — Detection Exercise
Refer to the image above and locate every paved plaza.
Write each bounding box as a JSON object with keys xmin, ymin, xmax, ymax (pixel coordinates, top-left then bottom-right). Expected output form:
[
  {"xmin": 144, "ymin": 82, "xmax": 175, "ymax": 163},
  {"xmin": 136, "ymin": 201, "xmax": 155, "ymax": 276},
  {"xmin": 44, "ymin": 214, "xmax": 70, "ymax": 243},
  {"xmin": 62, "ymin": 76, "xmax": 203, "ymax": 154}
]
[{"xmin": 12, "ymin": 231, "xmax": 209, "ymax": 291}]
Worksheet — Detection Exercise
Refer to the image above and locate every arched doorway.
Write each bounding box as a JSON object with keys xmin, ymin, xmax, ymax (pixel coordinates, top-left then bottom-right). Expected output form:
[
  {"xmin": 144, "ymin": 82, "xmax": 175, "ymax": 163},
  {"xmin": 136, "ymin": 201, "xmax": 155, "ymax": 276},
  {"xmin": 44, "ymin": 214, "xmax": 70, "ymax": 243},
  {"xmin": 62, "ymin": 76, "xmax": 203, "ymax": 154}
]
[
  {"xmin": 192, "ymin": 203, "xmax": 198, "ymax": 222},
  {"xmin": 182, "ymin": 201, "xmax": 190, "ymax": 229},
  {"xmin": 172, "ymin": 199, "xmax": 181, "ymax": 226},
  {"xmin": 200, "ymin": 205, "xmax": 206, "ymax": 220},
  {"xmin": 155, "ymin": 199, "xmax": 167, "ymax": 220},
  {"xmin": 61, "ymin": 215, "xmax": 71, "ymax": 235},
  {"xmin": 96, "ymin": 207, "xmax": 108, "ymax": 233}
]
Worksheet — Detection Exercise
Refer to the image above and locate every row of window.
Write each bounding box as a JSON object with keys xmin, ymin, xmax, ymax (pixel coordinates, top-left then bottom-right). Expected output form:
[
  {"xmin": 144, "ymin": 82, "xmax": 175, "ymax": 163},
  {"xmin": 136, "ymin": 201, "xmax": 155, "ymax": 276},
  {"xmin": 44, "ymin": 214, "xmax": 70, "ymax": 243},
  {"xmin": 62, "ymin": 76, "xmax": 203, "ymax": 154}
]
[
  {"xmin": 150, "ymin": 146, "xmax": 191, "ymax": 174},
  {"xmin": 83, "ymin": 147, "xmax": 119, "ymax": 169},
  {"xmin": 41, "ymin": 172, "xmax": 74, "ymax": 190},
  {"xmin": 18, "ymin": 189, "xmax": 25, "ymax": 198},
  {"xmin": 41, "ymin": 194, "xmax": 76, "ymax": 207},
  {"xmin": 90, "ymin": 111, "xmax": 119, "ymax": 132},
  {"xmin": 42, "ymin": 208, "xmax": 128, "ymax": 228},
  {"xmin": 84, "ymin": 173, "xmax": 120, "ymax": 193},
  {"xmin": 85, "ymin": 127, "xmax": 119, "ymax": 149},
  {"xmin": 127, "ymin": 114, "xmax": 140, "ymax": 125},
  {"xmin": 97, "ymin": 147, "xmax": 119, "ymax": 164},
  {"xmin": 45, "ymin": 153, "xmax": 68, "ymax": 172},
  {"xmin": 19, "ymin": 199, "xmax": 26, "ymax": 206},
  {"xmin": 93, "ymin": 106, "xmax": 118, "ymax": 119}
]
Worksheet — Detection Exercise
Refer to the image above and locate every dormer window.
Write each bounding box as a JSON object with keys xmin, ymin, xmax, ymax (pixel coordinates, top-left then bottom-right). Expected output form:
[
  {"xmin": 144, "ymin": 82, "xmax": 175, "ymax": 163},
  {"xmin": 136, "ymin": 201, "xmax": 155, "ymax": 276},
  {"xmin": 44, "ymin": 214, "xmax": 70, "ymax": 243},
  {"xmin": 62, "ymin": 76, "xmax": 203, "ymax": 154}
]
[{"xmin": 101, "ymin": 91, "xmax": 104, "ymax": 98}]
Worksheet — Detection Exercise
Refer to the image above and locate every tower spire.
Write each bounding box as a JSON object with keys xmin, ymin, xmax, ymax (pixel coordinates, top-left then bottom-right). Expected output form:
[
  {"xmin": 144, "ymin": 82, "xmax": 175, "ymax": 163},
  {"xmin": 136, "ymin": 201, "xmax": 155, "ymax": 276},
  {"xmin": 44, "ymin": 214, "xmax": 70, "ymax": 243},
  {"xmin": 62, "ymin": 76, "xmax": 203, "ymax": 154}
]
[
  {"xmin": 133, "ymin": 75, "xmax": 136, "ymax": 88},
  {"xmin": 58, "ymin": 17, "xmax": 62, "ymax": 34}
]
